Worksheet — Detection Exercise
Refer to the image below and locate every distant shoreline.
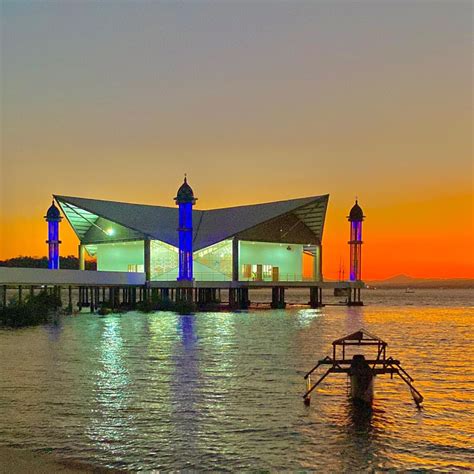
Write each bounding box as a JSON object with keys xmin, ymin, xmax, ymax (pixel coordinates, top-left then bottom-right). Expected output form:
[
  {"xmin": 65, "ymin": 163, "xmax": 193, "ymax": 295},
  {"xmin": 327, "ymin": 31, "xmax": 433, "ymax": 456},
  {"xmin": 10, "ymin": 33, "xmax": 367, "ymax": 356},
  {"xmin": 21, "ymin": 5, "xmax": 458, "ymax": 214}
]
[{"xmin": 365, "ymin": 282, "xmax": 474, "ymax": 289}]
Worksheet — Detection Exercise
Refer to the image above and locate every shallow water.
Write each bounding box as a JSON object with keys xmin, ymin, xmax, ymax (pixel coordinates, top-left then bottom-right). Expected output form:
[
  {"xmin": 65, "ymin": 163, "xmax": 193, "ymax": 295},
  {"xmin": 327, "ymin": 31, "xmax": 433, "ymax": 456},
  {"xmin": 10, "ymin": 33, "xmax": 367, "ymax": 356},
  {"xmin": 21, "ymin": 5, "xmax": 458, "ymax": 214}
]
[{"xmin": 0, "ymin": 289, "xmax": 473, "ymax": 471}]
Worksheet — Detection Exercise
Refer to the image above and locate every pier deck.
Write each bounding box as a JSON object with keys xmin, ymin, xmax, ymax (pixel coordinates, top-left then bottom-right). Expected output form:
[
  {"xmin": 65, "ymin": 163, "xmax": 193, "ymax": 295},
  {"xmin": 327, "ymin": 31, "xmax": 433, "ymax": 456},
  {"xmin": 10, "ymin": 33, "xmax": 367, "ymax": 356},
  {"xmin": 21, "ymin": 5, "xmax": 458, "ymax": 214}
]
[{"xmin": 0, "ymin": 267, "xmax": 365, "ymax": 309}]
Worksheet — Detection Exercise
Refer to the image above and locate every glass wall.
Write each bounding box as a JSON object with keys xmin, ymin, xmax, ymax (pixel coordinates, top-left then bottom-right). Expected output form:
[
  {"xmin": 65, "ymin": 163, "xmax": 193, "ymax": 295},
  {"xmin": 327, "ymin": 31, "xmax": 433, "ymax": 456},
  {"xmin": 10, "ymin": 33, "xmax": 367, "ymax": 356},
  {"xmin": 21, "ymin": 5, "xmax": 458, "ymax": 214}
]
[
  {"xmin": 239, "ymin": 241, "xmax": 304, "ymax": 281},
  {"xmin": 150, "ymin": 239, "xmax": 232, "ymax": 281},
  {"xmin": 150, "ymin": 240, "xmax": 179, "ymax": 281},
  {"xmin": 194, "ymin": 239, "xmax": 232, "ymax": 281},
  {"xmin": 95, "ymin": 238, "xmax": 305, "ymax": 281}
]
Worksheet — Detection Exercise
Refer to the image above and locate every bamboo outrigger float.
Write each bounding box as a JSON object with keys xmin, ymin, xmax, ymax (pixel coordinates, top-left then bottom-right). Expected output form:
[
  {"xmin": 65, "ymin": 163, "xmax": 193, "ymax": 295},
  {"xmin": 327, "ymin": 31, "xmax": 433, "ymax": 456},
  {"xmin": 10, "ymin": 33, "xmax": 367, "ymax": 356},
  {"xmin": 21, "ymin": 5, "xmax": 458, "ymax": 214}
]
[{"xmin": 303, "ymin": 329, "xmax": 423, "ymax": 407}]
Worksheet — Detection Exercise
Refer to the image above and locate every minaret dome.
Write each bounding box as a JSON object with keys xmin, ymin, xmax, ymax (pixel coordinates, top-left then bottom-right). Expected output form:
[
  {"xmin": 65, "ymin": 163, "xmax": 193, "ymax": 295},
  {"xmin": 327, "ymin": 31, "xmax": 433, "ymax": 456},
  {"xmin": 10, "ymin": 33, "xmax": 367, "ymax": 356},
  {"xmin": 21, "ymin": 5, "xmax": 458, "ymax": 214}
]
[
  {"xmin": 348, "ymin": 200, "xmax": 364, "ymax": 222},
  {"xmin": 175, "ymin": 177, "xmax": 197, "ymax": 205},
  {"xmin": 45, "ymin": 200, "xmax": 61, "ymax": 220}
]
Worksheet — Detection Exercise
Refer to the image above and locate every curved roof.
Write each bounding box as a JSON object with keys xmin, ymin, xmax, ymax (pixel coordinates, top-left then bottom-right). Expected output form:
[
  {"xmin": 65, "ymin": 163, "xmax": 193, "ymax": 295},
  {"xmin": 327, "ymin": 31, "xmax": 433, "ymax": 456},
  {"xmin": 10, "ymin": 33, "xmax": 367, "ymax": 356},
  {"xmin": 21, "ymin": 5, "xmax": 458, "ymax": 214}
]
[{"xmin": 55, "ymin": 193, "xmax": 329, "ymax": 250}]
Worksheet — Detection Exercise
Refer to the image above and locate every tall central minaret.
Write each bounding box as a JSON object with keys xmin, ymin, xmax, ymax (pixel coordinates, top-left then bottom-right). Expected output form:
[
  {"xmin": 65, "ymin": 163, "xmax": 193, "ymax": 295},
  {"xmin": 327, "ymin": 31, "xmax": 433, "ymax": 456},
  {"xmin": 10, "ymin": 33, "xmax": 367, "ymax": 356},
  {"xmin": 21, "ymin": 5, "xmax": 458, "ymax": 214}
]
[
  {"xmin": 175, "ymin": 176, "xmax": 197, "ymax": 281},
  {"xmin": 348, "ymin": 200, "xmax": 365, "ymax": 281}
]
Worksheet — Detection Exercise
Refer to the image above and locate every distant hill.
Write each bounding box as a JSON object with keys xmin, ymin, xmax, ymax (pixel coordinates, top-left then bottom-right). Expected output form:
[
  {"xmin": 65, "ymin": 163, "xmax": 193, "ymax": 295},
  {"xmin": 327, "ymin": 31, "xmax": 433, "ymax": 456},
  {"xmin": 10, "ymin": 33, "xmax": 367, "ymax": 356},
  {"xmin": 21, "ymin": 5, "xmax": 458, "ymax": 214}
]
[
  {"xmin": 367, "ymin": 274, "xmax": 474, "ymax": 289},
  {"xmin": 375, "ymin": 274, "xmax": 415, "ymax": 284}
]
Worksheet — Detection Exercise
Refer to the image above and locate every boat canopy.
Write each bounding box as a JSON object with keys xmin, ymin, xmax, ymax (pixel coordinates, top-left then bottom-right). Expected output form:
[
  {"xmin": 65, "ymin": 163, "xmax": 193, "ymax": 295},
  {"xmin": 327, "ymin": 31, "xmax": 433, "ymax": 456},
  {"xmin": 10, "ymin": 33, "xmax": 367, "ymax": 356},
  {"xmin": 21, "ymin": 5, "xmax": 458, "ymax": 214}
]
[{"xmin": 332, "ymin": 328, "xmax": 387, "ymax": 347}]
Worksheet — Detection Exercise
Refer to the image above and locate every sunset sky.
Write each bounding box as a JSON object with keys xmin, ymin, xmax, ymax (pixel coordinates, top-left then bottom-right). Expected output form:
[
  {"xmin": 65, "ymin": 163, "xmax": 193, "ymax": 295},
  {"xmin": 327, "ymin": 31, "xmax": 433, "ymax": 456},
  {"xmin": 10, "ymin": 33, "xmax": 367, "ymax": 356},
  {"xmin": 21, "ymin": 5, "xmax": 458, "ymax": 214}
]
[{"xmin": 1, "ymin": 1, "xmax": 472, "ymax": 280}]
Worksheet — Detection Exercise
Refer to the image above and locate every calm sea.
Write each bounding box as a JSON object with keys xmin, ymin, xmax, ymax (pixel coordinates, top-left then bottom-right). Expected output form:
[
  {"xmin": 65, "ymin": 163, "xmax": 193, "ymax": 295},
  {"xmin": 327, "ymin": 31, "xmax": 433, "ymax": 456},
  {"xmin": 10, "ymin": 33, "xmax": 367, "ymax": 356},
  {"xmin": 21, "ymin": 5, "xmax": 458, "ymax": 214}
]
[{"xmin": 0, "ymin": 289, "xmax": 472, "ymax": 471}]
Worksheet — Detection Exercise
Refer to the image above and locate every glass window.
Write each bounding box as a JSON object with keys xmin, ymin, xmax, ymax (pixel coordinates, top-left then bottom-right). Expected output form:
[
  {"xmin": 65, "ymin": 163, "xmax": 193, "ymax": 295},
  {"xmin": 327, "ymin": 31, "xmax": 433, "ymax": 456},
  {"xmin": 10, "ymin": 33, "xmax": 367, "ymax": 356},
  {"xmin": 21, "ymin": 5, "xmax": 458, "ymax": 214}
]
[
  {"xmin": 194, "ymin": 240, "xmax": 232, "ymax": 280},
  {"xmin": 150, "ymin": 240, "xmax": 179, "ymax": 280}
]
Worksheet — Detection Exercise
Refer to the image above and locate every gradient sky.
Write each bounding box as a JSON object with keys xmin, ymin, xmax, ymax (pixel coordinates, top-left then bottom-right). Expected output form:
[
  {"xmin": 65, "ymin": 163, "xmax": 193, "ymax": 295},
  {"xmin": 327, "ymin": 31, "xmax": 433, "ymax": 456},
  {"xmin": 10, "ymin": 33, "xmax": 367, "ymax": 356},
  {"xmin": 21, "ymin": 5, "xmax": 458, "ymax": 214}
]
[{"xmin": 1, "ymin": 0, "xmax": 472, "ymax": 280}]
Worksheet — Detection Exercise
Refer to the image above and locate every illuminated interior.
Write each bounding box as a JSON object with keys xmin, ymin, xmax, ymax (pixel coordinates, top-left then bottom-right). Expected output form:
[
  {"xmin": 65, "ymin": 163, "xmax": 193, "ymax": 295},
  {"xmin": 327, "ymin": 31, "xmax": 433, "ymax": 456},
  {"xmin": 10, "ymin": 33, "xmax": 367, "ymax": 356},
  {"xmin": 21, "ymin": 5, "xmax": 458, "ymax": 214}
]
[
  {"xmin": 96, "ymin": 241, "xmax": 145, "ymax": 273},
  {"xmin": 239, "ymin": 241, "xmax": 304, "ymax": 282}
]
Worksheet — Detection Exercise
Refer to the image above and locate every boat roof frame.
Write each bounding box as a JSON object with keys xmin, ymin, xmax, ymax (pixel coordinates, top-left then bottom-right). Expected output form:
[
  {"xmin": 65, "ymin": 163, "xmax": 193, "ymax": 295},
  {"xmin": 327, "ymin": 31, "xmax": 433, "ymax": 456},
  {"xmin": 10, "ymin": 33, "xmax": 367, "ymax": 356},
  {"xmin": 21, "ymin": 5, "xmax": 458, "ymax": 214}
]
[{"xmin": 332, "ymin": 328, "xmax": 388, "ymax": 347}]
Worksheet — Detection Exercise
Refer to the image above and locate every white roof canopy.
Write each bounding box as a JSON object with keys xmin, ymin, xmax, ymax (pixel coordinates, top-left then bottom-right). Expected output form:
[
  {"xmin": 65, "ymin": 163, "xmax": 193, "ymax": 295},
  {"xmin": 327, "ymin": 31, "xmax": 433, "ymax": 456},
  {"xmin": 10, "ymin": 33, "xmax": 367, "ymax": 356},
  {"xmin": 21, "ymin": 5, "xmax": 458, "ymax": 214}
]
[{"xmin": 55, "ymin": 194, "xmax": 329, "ymax": 250}]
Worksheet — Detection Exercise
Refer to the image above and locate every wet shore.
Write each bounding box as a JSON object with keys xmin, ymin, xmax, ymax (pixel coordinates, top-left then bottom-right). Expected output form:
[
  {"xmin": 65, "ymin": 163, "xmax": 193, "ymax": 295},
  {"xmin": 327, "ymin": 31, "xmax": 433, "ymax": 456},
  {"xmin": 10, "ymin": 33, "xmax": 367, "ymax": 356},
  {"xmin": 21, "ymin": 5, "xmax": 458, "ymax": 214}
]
[{"xmin": 0, "ymin": 447, "xmax": 117, "ymax": 473}]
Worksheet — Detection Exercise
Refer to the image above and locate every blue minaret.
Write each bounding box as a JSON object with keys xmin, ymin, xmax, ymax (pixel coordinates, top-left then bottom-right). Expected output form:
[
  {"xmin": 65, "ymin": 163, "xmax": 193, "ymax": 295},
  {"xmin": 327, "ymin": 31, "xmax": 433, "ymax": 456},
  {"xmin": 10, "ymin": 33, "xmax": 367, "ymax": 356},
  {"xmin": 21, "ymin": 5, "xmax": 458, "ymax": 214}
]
[
  {"xmin": 348, "ymin": 200, "xmax": 365, "ymax": 281},
  {"xmin": 175, "ymin": 176, "xmax": 197, "ymax": 280},
  {"xmin": 45, "ymin": 200, "xmax": 62, "ymax": 269}
]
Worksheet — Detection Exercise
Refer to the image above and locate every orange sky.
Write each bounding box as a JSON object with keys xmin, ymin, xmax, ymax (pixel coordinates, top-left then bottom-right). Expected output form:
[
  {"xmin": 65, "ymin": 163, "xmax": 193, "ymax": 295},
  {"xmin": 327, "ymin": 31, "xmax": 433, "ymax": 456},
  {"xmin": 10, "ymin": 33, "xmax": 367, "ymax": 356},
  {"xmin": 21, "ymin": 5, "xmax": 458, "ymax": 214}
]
[
  {"xmin": 1, "ymin": 190, "xmax": 472, "ymax": 280},
  {"xmin": 1, "ymin": 2, "xmax": 473, "ymax": 280}
]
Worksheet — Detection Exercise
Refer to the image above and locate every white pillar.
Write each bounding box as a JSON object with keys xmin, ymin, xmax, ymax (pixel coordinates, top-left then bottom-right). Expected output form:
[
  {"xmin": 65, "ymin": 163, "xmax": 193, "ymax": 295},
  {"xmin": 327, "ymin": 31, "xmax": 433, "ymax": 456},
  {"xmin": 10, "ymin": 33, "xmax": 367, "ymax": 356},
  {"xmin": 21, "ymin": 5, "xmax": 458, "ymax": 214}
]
[
  {"xmin": 313, "ymin": 245, "xmax": 322, "ymax": 282},
  {"xmin": 144, "ymin": 238, "xmax": 151, "ymax": 282},
  {"xmin": 79, "ymin": 244, "xmax": 85, "ymax": 271}
]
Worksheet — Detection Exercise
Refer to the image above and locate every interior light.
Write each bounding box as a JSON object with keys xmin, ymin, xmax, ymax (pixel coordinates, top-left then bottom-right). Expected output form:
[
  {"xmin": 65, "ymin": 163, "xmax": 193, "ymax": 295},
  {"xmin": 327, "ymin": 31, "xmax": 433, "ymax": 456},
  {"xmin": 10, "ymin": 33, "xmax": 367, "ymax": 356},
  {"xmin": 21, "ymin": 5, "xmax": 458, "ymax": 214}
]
[{"xmin": 106, "ymin": 228, "xmax": 115, "ymax": 236}]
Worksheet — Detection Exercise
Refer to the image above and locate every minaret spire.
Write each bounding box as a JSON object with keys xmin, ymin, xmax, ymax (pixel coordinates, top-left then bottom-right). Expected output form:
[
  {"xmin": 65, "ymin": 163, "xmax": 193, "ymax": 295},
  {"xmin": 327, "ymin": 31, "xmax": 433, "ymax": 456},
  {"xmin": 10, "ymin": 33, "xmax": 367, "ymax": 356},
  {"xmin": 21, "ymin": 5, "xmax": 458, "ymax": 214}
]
[
  {"xmin": 347, "ymin": 199, "xmax": 365, "ymax": 282},
  {"xmin": 174, "ymin": 176, "xmax": 197, "ymax": 281},
  {"xmin": 44, "ymin": 199, "xmax": 62, "ymax": 269}
]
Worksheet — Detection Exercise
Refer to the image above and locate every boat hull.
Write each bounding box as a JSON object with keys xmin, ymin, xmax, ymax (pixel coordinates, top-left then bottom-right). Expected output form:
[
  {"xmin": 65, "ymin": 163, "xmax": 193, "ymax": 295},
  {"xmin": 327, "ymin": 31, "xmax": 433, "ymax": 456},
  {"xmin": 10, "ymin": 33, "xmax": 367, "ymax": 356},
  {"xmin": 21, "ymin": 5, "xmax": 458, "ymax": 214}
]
[
  {"xmin": 349, "ymin": 354, "xmax": 374, "ymax": 405},
  {"xmin": 350, "ymin": 375, "xmax": 374, "ymax": 405}
]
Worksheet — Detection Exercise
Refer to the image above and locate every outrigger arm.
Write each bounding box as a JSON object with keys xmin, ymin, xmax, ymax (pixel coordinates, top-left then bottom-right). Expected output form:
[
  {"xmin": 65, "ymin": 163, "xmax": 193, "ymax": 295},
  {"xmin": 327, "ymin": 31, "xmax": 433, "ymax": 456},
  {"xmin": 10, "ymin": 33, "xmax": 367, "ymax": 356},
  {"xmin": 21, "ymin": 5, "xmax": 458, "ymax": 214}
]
[
  {"xmin": 303, "ymin": 366, "xmax": 334, "ymax": 404},
  {"xmin": 385, "ymin": 357, "xmax": 424, "ymax": 406}
]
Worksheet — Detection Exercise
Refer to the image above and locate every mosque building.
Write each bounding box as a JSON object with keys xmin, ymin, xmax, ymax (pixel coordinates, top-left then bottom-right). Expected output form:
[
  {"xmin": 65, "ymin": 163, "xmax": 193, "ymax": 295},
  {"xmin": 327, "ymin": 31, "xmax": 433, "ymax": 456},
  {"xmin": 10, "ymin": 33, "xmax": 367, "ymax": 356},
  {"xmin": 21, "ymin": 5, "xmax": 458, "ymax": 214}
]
[{"xmin": 48, "ymin": 178, "xmax": 364, "ymax": 285}]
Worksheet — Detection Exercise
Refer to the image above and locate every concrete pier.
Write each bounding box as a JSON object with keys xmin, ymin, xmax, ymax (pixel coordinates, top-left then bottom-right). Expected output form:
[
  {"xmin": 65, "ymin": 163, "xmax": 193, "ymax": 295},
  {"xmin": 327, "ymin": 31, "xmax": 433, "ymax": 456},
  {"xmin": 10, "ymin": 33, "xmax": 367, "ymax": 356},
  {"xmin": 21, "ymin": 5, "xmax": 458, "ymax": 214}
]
[
  {"xmin": 309, "ymin": 287, "xmax": 324, "ymax": 308},
  {"xmin": 271, "ymin": 287, "xmax": 286, "ymax": 309},
  {"xmin": 348, "ymin": 287, "xmax": 363, "ymax": 306},
  {"xmin": 0, "ymin": 267, "xmax": 365, "ymax": 311}
]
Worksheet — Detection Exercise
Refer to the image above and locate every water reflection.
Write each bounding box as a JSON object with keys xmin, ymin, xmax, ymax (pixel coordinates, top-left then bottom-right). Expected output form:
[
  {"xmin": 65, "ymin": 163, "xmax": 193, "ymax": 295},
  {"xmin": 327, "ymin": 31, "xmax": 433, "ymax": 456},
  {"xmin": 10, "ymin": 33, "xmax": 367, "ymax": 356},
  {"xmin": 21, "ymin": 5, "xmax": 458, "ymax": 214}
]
[
  {"xmin": 339, "ymin": 401, "xmax": 377, "ymax": 471},
  {"xmin": 344, "ymin": 306, "xmax": 365, "ymax": 334},
  {"xmin": 44, "ymin": 319, "xmax": 64, "ymax": 341},
  {"xmin": 296, "ymin": 308, "xmax": 322, "ymax": 328},
  {"xmin": 0, "ymin": 299, "xmax": 473, "ymax": 471},
  {"xmin": 87, "ymin": 317, "xmax": 133, "ymax": 451},
  {"xmin": 170, "ymin": 315, "xmax": 200, "ymax": 468},
  {"xmin": 179, "ymin": 314, "xmax": 197, "ymax": 349},
  {"xmin": 346, "ymin": 399, "xmax": 374, "ymax": 430}
]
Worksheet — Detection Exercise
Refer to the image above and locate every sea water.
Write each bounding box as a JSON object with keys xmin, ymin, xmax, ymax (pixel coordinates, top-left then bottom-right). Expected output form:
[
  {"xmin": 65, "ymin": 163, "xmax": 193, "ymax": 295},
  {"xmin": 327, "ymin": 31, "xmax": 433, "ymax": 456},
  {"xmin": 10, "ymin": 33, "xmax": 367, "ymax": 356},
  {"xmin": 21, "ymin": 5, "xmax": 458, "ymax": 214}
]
[{"xmin": 0, "ymin": 289, "xmax": 472, "ymax": 471}]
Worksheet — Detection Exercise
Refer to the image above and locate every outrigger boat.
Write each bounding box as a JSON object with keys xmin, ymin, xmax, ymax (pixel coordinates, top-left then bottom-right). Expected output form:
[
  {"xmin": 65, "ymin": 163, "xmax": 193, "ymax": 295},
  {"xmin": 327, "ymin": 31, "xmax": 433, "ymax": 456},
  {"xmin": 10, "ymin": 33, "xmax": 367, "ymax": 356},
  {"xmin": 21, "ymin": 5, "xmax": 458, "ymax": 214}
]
[{"xmin": 303, "ymin": 329, "xmax": 423, "ymax": 407}]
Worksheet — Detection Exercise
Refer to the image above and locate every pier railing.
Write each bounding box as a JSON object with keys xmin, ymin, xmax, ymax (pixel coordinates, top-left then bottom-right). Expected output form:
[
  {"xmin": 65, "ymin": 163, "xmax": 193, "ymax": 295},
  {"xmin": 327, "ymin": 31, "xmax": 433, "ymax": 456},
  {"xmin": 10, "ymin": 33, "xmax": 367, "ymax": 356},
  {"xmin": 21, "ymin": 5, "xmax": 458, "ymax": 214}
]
[
  {"xmin": 152, "ymin": 272, "xmax": 318, "ymax": 282},
  {"xmin": 1, "ymin": 267, "xmax": 363, "ymax": 288}
]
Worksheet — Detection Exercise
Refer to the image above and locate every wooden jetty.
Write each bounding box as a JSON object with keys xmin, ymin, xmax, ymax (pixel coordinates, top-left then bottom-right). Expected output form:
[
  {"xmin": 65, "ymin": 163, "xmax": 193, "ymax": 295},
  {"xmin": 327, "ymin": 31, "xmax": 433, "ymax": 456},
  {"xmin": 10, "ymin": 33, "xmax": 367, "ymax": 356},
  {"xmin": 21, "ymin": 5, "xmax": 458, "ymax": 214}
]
[{"xmin": 303, "ymin": 329, "xmax": 423, "ymax": 407}]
